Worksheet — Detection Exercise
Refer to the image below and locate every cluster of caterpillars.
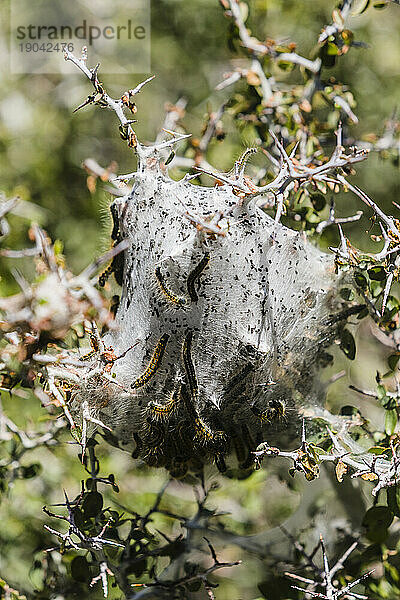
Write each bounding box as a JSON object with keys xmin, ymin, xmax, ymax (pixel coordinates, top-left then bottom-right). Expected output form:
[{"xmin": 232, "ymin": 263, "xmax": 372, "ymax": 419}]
[
  {"xmin": 129, "ymin": 327, "xmax": 286, "ymax": 477},
  {"xmin": 154, "ymin": 252, "xmax": 210, "ymax": 307},
  {"xmin": 130, "ymin": 330, "xmax": 228, "ymax": 477},
  {"xmin": 124, "ymin": 293, "xmax": 286, "ymax": 476}
]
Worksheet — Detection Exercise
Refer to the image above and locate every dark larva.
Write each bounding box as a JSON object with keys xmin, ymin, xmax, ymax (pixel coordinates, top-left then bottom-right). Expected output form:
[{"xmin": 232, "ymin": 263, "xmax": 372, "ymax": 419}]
[
  {"xmin": 187, "ymin": 253, "xmax": 210, "ymax": 302},
  {"xmin": 181, "ymin": 331, "xmax": 198, "ymax": 401},
  {"xmin": 154, "ymin": 265, "xmax": 188, "ymax": 308},
  {"xmin": 131, "ymin": 334, "xmax": 169, "ymax": 389}
]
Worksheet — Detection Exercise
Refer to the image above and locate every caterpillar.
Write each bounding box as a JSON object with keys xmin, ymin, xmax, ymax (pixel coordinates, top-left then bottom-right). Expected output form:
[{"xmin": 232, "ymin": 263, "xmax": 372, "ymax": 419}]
[
  {"xmin": 110, "ymin": 203, "xmax": 120, "ymax": 241},
  {"xmin": 234, "ymin": 147, "xmax": 257, "ymax": 180},
  {"xmin": 194, "ymin": 416, "xmax": 227, "ymax": 452},
  {"xmin": 214, "ymin": 453, "xmax": 227, "ymax": 473},
  {"xmin": 187, "ymin": 253, "xmax": 210, "ymax": 302},
  {"xmin": 230, "ymin": 430, "xmax": 247, "ymax": 464},
  {"xmin": 80, "ymin": 331, "xmax": 100, "ymax": 361},
  {"xmin": 98, "ymin": 264, "xmax": 113, "ymax": 287},
  {"xmin": 144, "ymin": 445, "xmax": 167, "ymax": 467},
  {"xmin": 181, "ymin": 331, "xmax": 198, "ymax": 402},
  {"xmin": 98, "ymin": 246, "xmax": 125, "ymax": 287},
  {"xmin": 180, "ymin": 331, "xmax": 228, "ymax": 459},
  {"xmin": 250, "ymin": 399, "xmax": 286, "ymax": 423},
  {"xmin": 173, "ymin": 418, "xmax": 196, "ymax": 457},
  {"xmin": 225, "ymin": 363, "xmax": 255, "ymax": 395},
  {"xmin": 193, "ymin": 417, "xmax": 228, "ymax": 472},
  {"xmin": 108, "ymin": 204, "xmax": 125, "ymax": 286},
  {"xmin": 136, "ymin": 420, "xmax": 167, "ymax": 466},
  {"xmin": 131, "ymin": 432, "xmax": 143, "ymax": 459},
  {"xmin": 239, "ymin": 424, "xmax": 257, "ymax": 469},
  {"xmin": 131, "ymin": 334, "xmax": 169, "ymax": 389},
  {"xmin": 110, "ymin": 294, "xmax": 120, "ymax": 319},
  {"xmin": 146, "ymin": 387, "xmax": 181, "ymax": 422},
  {"xmin": 143, "ymin": 419, "xmax": 166, "ymax": 445},
  {"xmin": 154, "ymin": 265, "xmax": 188, "ymax": 308}
]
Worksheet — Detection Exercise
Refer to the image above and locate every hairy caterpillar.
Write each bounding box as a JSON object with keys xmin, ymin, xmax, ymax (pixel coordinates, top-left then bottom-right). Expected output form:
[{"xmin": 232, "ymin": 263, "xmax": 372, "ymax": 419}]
[
  {"xmin": 98, "ymin": 264, "xmax": 113, "ymax": 287},
  {"xmin": 146, "ymin": 387, "xmax": 181, "ymax": 422},
  {"xmin": 154, "ymin": 265, "xmax": 188, "ymax": 308},
  {"xmin": 186, "ymin": 253, "xmax": 210, "ymax": 302},
  {"xmin": 250, "ymin": 399, "xmax": 286, "ymax": 423},
  {"xmin": 194, "ymin": 417, "xmax": 227, "ymax": 449},
  {"xmin": 132, "ymin": 432, "xmax": 143, "ymax": 459},
  {"xmin": 193, "ymin": 417, "xmax": 228, "ymax": 473},
  {"xmin": 234, "ymin": 146, "xmax": 257, "ymax": 179},
  {"xmin": 181, "ymin": 331, "xmax": 198, "ymax": 401},
  {"xmin": 141, "ymin": 420, "xmax": 168, "ymax": 467},
  {"xmin": 131, "ymin": 334, "xmax": 169, "ymax": 389}
]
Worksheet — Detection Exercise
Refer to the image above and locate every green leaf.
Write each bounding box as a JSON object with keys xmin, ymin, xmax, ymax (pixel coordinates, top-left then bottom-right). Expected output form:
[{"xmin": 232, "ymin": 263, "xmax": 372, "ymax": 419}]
[
  {"xmin": 381, "ymin": 396, "xmax": 396, "ymax": 411},
  {"xmin": 354, "ymin": 271, "xmax": 368, "ymax": 290},
  {"xmin": 310, "ymin": 192, "xmax": 326, "ymax": 212},
  {"xmin": 368, "ymin": 446, "xmax": 390, "ymax": 456},
  {"xmin": 70, "ymin": 425, "xmax": 82, "ymax": 444},
  {"xmin": 387, "ymin": 485, "xmax": 400, "ymax": 517},
  {"xmin": 340, "ymin": 329, "xmax": 356, "ymax": 360},
  {"xmin": 70, "ymin": 555, "xmax": 90, "ymax": 583},
  {"xmin": 341, "ymin": 29, "xmax": 354, "ymax": 46},
  {"xmin": 320, "ymin": 44, "xmax": 337, "ymax": 68},
  {"xmin": 370, "ymin": 279, "xmax": 384, "ymax": 298},
  {"xmin": 72, "ymin": 507, "xmax": 86, "ymax": 532},
  {"xmin": 340, "ymin": 405, "xmax": 359, "ymax": 417},
  {"xmin": 340, "ymin": 287, "xmax": 355, "ymax": 301},
  {"xmin": 388, "ymin": 354, "xmax": 400, "ymax": 372},
  {"xmin": 362, "ymin": 506, "xmax": 393, "ymax": 543},
  {"xmin": 357, "ymin": 306, "xmax": 369, "ymax": 320},
  {"xmin": 386, "ymin": 295, "xmax": 400, "ymax": 311},
  {"xmin": 385, "ymin": 409, "xmax": 397, "ymax": 436},
  {"xmin": 377, "ymin": 384, "xmax": 387, "ymax": 400},
  {"xmin": 131, "ymin": 558, "xmax": 147, "ymax": 578},
  {"xmin": 159, "ymin": 539, "xmax": 186, "ymax": 559},
  {"xmin": 82, "ymin": 491, "xmax": 103, "ymax": 518},
  {"xmin": 277, "ymin": 61, "xmax": 295, "ymax": 72},
  {"xmin": 327, "ymin": 42, "xmax": 339, "ymax": 56},
  {"xmin": 368, "ymin": 266, "xmax": 387, "ymax": 281},
  {"xmin": 85, "ymin": 478, "xmax": 95, "ymax": 491}
]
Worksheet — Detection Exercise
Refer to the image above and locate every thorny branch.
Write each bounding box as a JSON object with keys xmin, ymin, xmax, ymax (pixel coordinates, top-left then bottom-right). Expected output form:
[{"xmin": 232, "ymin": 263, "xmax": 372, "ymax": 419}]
[
  {"xmin": 319, "ymin": 0, "xmax": 355, "ymax": 44},
  {"xmin": 134, "ymin": 538, "xmax": 241, "ymax": 598},
  {"xmin": 254, "ymin": 411, "xmax": 400, "ymax": 497},
  {"xmin": 286, "ymin": 536, "xmax": 370, "ymax": 600},
  {"xmin": 64, "ymin": 48, "xmax": 191, "ymax": 160},
  {"xmin": 196, "ymin": 123, "xmax": 369, "ymax": 222}
]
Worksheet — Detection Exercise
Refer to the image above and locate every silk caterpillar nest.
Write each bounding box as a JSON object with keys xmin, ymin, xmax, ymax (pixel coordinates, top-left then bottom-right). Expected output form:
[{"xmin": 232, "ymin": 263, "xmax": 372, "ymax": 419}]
[{"xmin": 71, "ymin": 150, "xmax": 349, "ymax": 477}]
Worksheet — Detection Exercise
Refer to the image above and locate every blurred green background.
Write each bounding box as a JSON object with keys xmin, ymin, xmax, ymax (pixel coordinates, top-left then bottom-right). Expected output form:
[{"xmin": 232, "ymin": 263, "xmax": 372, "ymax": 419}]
[{"xmin": 1, "ymin": 0, "xmax": 400, "ymax": 597}]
